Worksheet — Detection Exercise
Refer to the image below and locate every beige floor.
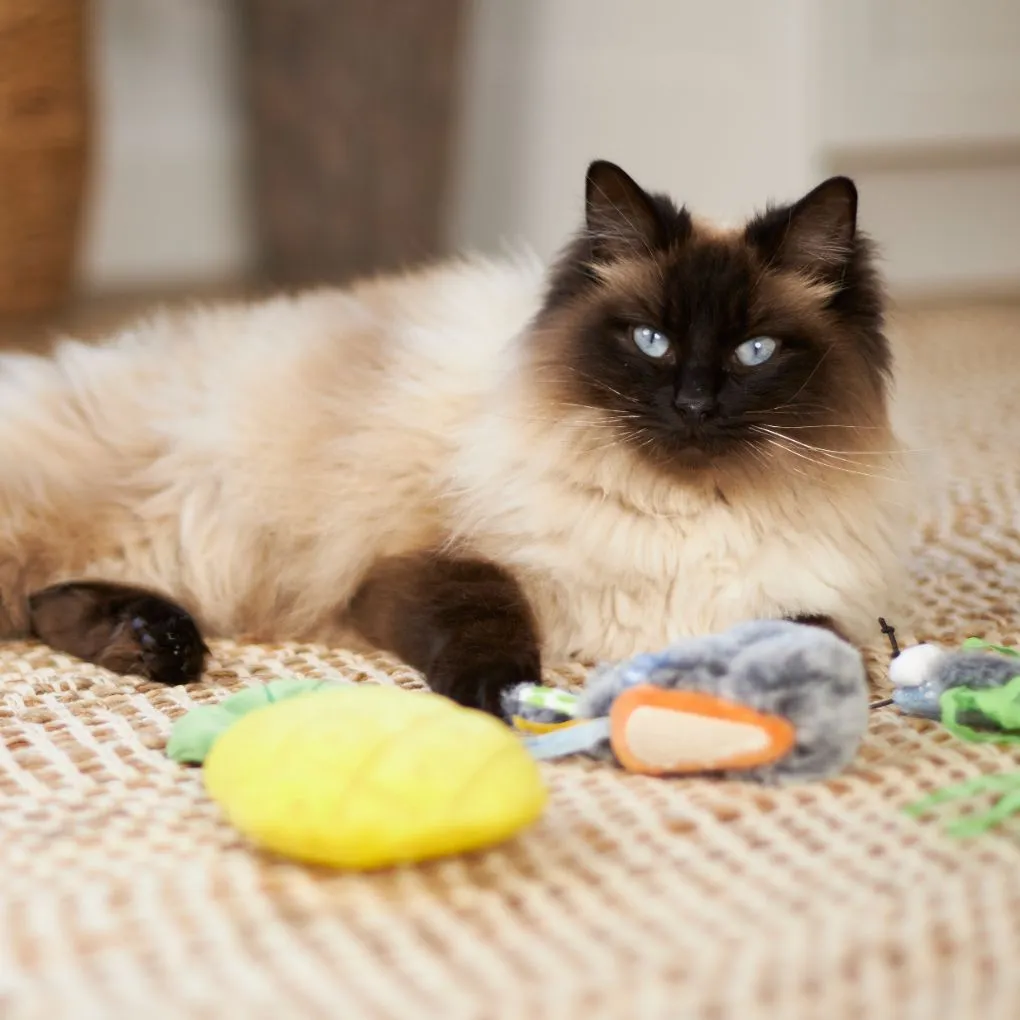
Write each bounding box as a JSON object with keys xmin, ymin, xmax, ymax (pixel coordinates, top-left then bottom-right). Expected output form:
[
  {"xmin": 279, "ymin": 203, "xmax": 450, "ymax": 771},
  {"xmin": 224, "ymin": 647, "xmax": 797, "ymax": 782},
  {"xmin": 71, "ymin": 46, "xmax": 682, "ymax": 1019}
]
[{"xmin": 2, "ymin": 291, "xmax": 1020, "ymax": 1019}]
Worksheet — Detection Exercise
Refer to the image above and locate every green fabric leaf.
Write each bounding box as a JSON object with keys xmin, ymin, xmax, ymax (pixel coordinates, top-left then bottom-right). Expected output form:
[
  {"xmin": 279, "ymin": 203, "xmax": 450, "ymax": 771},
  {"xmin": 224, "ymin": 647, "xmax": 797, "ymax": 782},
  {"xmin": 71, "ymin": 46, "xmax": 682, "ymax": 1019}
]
[
  {"xmin": 961, "ymin": 637, "xmax": 1020, "ymax": 658},
  {"xmin": 166, "ymin": 705, "xmax": 238, "ymax": 765},
  {"xmin": 166, "ymin": 678, "xmax": 339, "ymax": 765},
  {"xmin": 904, "ymin": 772, "xmax": 1020, "ymax": 816},
  {"xmin": 939, "ymin": 675, "xmax": 1020, "ymax": 744},
  {"xmin": 905, "ymin": 771, "xmax": 1020, "ymax": 837},
  {"xmin": 948, "ymin": 788, "xmax": 1020, "ymax": 838}
]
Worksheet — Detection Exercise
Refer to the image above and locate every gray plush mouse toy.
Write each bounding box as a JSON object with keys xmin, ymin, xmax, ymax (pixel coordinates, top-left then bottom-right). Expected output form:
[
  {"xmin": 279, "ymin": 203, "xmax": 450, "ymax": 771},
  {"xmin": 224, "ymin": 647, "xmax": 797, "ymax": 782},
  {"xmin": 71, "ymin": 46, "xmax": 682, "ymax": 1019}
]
[{"xmin": 504, "ymin": 619, "xmax": 870, "ymax": 784}]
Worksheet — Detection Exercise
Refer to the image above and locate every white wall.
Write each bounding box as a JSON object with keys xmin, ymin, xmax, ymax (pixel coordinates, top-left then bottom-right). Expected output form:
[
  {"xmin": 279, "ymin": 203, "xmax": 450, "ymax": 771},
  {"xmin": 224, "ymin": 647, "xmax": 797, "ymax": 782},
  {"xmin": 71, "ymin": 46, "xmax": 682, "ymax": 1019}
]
[
  {"xmin": 452, "ymin": 0, "xmax": 817, "ymax": 261},
  {"xmin": 453, "ymin": 0, "xmax": 1020, "ymax": 297},
  {"xmin": 818, "ymin": 0, "xmax": 1020, "ymax": 297},
  {"xmin": 82, "ymin": 0, "xmax": 251, "ymax": 291}
]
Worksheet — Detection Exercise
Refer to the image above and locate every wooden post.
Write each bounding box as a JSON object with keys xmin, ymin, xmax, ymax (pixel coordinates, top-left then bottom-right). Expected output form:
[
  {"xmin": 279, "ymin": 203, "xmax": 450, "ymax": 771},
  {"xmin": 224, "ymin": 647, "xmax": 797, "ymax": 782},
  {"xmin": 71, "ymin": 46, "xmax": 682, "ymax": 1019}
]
[{"xmin": 244, "ymin": 0, "xmax": 465, "ymax": 286}]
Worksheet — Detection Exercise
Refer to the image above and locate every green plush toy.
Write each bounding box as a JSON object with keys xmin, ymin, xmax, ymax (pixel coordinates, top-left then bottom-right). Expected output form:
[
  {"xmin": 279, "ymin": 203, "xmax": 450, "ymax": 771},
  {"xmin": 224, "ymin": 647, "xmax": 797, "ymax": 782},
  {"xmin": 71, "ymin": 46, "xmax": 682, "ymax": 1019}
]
[{"xmin": 167, "ymin": 678, "xmax": 335, "ymax": 764}]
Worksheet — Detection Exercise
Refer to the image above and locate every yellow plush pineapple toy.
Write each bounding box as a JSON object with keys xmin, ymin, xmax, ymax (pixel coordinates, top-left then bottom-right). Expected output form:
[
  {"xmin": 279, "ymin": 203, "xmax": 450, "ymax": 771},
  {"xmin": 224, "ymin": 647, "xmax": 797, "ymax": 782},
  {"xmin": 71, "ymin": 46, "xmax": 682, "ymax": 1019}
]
[{"xmin": 168, "ymin": 681, "xmax": 548, "ymax": 870}]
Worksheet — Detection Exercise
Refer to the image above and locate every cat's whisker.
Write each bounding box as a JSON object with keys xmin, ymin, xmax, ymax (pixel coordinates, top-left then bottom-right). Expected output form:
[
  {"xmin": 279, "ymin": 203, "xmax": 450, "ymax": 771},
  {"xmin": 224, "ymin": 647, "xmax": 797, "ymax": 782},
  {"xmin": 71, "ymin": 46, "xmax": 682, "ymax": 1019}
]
[
  {"xmin": 744, "ymin": 439, "xmax": 812, "ymax": 482},
  {"xmin": 554, "ymin": 403, "xmax": 644, "ymax": 420},
  {"xmin": 530, "ymin": 364, "xmax": 646, "ymax": 408},
  {"xmin": 773, "ymin": 345, "xmax": 835, "ymax": 408},
  {"xmin": 750, "ymin": 424, "xmax": 919, "ymax": 458},
  {"xmin": 487, "ymin": 400, "xmax": 645, "ymax": 429},
  {"xmin": 580, "ymin": 379, "xmax": 641, "ymax": 404},
  {"xmin": 764, "ymin": 393, "xmax": 850, "ymax": 415},
  {"xmin": 751, "ymin": 428, "xmax": 892, "ymax": 472},
  {"xmin": 762, "ymin": 422, "xmax": 888, "ymax": 430},
  {"xmin": 491, "ymin": 414, "xmax": 629, "ymax": 431},
  {"xmin": 751, "ymin": 401, "xmax": 840, "ymax": 420},
  {"xmin": 633, "ymin": 431, "xmax": 661, "ymax": 457},
  {"xmin": 754, "ymin": 435, "xmax": 907, "ymax": 485},
  {"xmin": 753, "ymin": 418, "xmax": 928, "ymax": 455},
  {"xmin": 748, "ymin": 439, "xmax": 910, "ymax": 510},
  {"xmin": 582, "ymin": 435, "xmax": 631, "ymax": 457}
]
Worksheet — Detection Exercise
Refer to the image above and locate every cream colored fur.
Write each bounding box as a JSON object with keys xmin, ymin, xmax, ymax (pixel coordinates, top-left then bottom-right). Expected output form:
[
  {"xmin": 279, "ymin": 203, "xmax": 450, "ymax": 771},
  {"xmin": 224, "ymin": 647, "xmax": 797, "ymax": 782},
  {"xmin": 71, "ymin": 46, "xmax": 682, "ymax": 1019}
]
[{"xmin": 0, "ymin": 254, "xmax": 911, "ymax": 660}]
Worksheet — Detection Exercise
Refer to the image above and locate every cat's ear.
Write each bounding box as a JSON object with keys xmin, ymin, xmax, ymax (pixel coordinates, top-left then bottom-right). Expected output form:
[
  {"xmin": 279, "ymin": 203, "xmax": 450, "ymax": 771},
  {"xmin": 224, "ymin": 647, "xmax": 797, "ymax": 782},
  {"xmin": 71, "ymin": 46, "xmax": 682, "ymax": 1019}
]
[
  {"xmin": 585, "ymin": 160, "xmax": 664, "ymax": 260},
  {"xmin": 748, "ymin": 176, "xmax": 858, "ymax": 274}
]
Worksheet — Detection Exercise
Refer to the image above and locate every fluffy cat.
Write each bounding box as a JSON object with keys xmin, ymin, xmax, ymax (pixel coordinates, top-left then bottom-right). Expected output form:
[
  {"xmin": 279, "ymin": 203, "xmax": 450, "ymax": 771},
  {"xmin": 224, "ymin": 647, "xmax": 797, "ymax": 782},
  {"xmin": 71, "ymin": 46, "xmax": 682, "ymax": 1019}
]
[{"xmin": 0, "ymin": 161, "xmax": 909, "ymax": 713}]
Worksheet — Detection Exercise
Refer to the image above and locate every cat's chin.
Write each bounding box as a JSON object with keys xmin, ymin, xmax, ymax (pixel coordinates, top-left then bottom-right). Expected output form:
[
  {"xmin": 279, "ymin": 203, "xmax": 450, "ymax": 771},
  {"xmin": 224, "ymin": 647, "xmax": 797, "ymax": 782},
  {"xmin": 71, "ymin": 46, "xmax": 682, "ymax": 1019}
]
[
  {"xmin": 667, "ymin": 445, "xmax": 713, "ymax": 469},
  {"xmin": 633, "ymin": 444, "xmax": 735, "ymax": 480},
  {"xmin": 637, "ymin": 432, "xmax": 742, "ymax": 474}
]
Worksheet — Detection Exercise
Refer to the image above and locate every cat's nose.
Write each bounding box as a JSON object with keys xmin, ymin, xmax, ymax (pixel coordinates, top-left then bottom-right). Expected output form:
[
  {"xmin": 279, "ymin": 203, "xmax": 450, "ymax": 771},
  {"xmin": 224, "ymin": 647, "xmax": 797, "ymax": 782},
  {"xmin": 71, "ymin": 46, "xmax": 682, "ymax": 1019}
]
[{"xmin": 673, "ymin": 392, "xmax": 714, "ymax": 422}]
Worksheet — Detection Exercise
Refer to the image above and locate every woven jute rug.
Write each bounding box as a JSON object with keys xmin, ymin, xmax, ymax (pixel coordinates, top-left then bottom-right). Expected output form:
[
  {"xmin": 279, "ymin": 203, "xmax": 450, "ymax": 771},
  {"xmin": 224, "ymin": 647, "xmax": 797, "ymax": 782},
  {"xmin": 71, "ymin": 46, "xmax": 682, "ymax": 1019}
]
[{"xmin": 3, "ymin": 302, "xmax": 1020, "ymax": 1020}]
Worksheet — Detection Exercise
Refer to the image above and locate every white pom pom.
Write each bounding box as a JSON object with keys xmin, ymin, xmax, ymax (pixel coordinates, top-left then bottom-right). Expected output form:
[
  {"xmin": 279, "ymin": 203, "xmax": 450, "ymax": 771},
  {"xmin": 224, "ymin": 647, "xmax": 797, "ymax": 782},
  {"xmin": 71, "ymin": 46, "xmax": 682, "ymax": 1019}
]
[{"xmin": 889, "ymin": 644, "xmax": 946, "ymax": 688}]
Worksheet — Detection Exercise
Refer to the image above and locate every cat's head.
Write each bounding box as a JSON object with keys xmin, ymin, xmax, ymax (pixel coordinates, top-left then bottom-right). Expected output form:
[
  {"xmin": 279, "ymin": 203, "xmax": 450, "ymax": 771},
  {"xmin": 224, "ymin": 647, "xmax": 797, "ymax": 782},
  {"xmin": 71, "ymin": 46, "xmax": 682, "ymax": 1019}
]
[{"xmin": 528, "ymin": 160, "xmax": 891, "ymax": 480}]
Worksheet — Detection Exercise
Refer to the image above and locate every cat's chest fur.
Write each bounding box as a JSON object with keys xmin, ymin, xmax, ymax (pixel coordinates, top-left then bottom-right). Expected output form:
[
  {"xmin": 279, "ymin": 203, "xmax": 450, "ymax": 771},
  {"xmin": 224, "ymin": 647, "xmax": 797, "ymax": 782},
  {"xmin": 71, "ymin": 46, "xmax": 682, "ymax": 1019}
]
[{"xmin": 450, "ymin": 401, "xmax": 902, "ymax": 662}]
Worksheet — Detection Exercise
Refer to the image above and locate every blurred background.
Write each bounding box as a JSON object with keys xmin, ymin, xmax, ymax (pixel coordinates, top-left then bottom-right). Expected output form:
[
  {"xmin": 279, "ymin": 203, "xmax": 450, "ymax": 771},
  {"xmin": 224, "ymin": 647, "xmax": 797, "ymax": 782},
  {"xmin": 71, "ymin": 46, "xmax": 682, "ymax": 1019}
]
[{"xmin": 0, "ymin": 0, "xmax": 1018, "ymax": 341}]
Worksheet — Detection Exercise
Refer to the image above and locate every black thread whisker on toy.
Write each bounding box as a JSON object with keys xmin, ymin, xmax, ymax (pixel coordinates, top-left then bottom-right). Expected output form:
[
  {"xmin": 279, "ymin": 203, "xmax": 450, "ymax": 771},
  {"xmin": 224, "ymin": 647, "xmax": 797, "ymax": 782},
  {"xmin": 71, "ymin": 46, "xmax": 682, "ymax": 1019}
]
[{"xmin": 879, "ymin": 617, "xmax": 900, "ymax": 658}]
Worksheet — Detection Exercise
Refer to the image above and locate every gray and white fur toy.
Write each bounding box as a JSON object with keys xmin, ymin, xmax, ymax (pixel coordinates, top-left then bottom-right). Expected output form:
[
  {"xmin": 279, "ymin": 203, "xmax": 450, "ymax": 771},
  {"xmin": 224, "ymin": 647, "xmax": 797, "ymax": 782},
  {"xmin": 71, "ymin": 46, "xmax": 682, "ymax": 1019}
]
[{"xmin": 507, "ymin": 619, "xmax": 870, "ymax": 784}]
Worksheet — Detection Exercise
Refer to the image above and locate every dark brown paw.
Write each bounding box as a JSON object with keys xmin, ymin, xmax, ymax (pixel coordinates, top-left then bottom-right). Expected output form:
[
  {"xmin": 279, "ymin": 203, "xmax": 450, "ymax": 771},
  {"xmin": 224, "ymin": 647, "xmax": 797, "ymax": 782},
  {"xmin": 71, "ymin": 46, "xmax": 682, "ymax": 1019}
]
[
  {"xmin": 28, "ymin": 581, "xmax": 207, "ymax": 685},
  {"xmin": 429, "ymin": 651, "xmax": 541, "ymax": 717},
  {"xmin": 788, "ymin": 614, "xmax": 848, "ymax": 641}
]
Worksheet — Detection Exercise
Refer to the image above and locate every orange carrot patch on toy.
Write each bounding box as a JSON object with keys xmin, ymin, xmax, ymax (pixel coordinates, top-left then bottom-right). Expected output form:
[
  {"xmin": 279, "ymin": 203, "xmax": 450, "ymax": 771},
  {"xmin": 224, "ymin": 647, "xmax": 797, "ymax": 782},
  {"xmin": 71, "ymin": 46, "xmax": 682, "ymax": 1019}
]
[{"xmin": 608, "ymin": 685, "xmax": 796, "ymax": 776}]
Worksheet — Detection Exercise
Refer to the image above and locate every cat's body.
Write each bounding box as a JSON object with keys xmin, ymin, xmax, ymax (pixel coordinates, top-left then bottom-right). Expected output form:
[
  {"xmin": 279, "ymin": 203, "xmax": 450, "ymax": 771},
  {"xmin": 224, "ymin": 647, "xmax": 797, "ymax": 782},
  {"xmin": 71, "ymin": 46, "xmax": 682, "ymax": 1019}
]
[{"xmin": 0, "ymin": 163, "xmax": 910, "ymax": 711}]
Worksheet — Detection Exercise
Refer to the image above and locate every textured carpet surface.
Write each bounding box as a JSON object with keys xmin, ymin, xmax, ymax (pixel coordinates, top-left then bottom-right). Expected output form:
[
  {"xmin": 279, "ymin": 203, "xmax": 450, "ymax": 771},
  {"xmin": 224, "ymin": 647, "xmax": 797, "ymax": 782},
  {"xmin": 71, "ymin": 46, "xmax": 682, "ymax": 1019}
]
[{"xmin": 3, "ymin": 302, "xmax": 1020, "ymax": 1020}]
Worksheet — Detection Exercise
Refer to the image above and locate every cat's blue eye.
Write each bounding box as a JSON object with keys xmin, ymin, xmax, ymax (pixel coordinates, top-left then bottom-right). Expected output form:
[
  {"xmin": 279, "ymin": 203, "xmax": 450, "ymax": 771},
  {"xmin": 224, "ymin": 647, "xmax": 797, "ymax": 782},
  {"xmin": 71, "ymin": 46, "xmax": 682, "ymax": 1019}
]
[
  {"xmin": 631, "ymin": 325, "xmax": 671, "ymax": 359},
  {"xmin": 733, "ymin": 336, "xmax": 778, "ymax": 367}
]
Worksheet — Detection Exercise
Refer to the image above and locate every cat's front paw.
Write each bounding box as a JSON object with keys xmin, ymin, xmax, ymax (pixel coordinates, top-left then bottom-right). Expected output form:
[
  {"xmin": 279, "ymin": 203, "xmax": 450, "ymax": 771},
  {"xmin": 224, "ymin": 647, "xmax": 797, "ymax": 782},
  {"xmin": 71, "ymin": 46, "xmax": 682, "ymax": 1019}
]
[
  {"xmin": 429, "ymin": 652, "xmax": 542, "ymax": 718},
  {"xmin": 123, "ymin": 600, "xmax": 208, "ymax": 685},
  {"xmin": 28, "ymin": 581, "xmax": 208, "ymax": 685}
]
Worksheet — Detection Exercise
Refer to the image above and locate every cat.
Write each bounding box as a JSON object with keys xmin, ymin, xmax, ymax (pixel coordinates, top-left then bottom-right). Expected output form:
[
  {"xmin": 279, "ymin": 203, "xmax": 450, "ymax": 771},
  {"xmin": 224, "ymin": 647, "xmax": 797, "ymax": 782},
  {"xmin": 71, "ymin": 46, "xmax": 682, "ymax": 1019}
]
[{"xmin": 0, "ymin": 160, "xmax": 909, "ymax": 714}]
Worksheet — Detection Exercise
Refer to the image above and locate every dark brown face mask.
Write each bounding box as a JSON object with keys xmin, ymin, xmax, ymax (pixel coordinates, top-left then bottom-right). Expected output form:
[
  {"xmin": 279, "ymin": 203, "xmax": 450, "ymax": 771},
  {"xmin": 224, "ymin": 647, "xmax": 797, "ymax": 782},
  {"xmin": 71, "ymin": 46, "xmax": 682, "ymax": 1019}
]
[{"xmin": 529, "ymin": 159, "xmax": 891, "ymax": 481}]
